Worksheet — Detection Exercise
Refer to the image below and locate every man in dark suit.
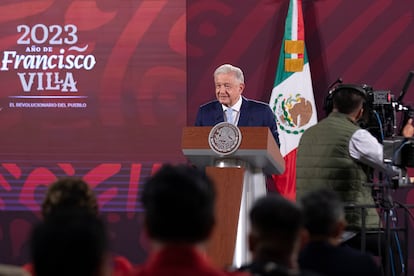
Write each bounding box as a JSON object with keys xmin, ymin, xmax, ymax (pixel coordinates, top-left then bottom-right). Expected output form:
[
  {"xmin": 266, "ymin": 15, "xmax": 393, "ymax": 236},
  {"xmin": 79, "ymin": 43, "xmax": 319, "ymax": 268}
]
[{"xmin": 195, "ymin": 63, "xmax": 280, "ymax": 146}]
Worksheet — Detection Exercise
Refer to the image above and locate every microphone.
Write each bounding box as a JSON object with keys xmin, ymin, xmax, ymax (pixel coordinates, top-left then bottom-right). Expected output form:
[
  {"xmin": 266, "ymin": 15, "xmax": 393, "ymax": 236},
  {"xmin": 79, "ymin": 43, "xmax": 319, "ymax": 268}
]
[
  {"xmin": 323, "ymin": 77, "xmax": 344, "ymax": 115},
  {"xmin": 327, "ymin": 77, "xmax": 343, "ymax": 93},
  {"xmin": 397, "ymin": 71, "xmax": 414, "ymax": 103}
]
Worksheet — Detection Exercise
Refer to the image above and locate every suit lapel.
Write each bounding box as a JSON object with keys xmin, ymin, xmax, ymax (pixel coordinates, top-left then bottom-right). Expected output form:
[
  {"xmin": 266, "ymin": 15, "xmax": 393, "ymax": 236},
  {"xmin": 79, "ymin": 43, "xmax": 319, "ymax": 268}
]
[
  {"xmin": 238, "ymin": 97, "xmax": 249, "ymax": 126},
  {"xmin": 213, "ymin": 101, "xmax": 224, "ymax": 125}
]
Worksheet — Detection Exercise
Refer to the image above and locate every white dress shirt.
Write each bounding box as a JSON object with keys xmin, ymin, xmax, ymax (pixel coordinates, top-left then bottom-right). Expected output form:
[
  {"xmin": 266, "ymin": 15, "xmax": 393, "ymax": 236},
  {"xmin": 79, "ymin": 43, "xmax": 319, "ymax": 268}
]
[
  {"xmin": 349, "ymin": 129, "xmax": 397, "ymax": 176},
  {"xmin": 222, "ymin": 96, "xmax": 242, "ymax": 125}
]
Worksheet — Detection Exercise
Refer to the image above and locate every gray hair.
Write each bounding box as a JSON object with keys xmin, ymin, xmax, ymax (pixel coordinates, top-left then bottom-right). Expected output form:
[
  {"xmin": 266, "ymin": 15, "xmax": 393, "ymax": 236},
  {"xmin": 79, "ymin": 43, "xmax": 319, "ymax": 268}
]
[
  {"xmin": 214, "ymin": 64, "xmax": 244, "ymax": 84},
  {"xmin": 299, "ymin": 188, "xmax": 345, "ymax": 236}
]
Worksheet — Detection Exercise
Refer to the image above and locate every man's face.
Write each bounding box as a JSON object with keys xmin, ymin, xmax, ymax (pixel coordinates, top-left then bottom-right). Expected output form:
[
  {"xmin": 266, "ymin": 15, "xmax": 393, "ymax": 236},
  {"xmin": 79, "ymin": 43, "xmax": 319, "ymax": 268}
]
[{"xmin": 215, "ymin": 72, "xmax": 244, "ymax": 107}]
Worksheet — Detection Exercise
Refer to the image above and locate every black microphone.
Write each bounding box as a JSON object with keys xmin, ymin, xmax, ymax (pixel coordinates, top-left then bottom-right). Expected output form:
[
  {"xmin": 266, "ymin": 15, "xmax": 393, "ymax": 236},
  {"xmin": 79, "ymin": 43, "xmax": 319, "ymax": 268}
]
[
  {"xmin": 397, "ymin": 71, "xmax": 414, "ymax": 103},
  {"xmin": 323, "ymin": 77, "xmax": 343, "ymax": 115},
  {"xmin": 327, "ymin": 77, "xmax": 343, "ymax": 92}
]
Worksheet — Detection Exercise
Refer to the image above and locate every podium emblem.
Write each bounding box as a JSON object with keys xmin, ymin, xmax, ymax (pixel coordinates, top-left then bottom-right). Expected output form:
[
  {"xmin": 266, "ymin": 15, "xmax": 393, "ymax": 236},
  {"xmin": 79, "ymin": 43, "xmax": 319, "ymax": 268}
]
[{"xmin": 208, "ymin": 122, "xmax": 242, "ymax": 156}]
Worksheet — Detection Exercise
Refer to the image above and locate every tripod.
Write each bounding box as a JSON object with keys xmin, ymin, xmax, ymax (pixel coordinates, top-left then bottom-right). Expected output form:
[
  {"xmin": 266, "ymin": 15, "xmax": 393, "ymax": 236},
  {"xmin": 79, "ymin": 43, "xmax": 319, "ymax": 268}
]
[{"xmin": 368, "ymin": 179, "xmax": 408, "ymax": 276}]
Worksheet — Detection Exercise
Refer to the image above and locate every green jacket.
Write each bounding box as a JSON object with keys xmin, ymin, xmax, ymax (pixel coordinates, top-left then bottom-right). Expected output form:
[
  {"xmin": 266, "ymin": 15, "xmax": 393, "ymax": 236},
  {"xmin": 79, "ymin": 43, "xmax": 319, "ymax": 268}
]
[{"xmin": 296, "ymin": 112, "xmax": 380, "ymax": 229}]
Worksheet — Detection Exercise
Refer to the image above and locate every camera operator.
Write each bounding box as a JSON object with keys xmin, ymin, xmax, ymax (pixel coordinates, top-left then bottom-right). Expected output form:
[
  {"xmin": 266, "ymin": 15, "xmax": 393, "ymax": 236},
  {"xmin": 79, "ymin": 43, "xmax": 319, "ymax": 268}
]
[{"xmin": 295, "ymin": 84, "xmax": 414, "ymax": 275}]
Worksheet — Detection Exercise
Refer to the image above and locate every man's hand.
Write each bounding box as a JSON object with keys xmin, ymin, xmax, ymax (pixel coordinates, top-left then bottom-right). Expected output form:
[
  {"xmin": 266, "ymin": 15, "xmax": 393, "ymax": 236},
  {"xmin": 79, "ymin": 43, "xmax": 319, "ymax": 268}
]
[{"xmin": 402, "ymin": 118, "xmax": 414, "ymax": 137}]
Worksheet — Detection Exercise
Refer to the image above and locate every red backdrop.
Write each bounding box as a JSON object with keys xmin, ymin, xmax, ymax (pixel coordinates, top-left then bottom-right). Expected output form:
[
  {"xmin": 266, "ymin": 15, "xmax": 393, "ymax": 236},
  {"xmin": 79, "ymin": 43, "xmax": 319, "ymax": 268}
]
[
  {"xmin": 0, "ymin": 0, "xmax": 186, "ymax": 264},
  {"xmin": 1, "ymin": 0, "xmax": 414, "ymax": 272}
]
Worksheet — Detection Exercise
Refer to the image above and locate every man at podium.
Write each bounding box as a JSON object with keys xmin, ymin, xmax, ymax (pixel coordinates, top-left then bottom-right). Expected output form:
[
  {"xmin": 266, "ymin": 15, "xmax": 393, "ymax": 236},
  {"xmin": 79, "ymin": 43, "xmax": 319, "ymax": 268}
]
[
  {"xmin": 195, "ymin": 63, "xmax": 280, "ymax": 147},
  {"xmin": 192, "ymin": 63, "xmax": 283, "ymax": 268}
]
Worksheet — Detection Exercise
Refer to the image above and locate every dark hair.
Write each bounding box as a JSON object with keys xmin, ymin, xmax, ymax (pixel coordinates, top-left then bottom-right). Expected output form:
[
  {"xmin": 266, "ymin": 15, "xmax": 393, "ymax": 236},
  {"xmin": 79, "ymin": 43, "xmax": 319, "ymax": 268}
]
[
  {"xmin": 250, "ymin": 194, "xmax": 303, "ymax": 256},
  {"xmin": 30, "ymin": 210, "xmax": 108, "ymax": 276},
  {"xmin": 332, "ymin": 86, "xmax": 366, "ymax": 114},
  {"xmin": 42, "ymin": 178, "xmax": 98, "ymax": 218},
  {"xmin": 299, "ymin": 188, "xmax": 345, "ymax": 236},
  {"xmin": 141, "ymin": 164, "xmax": 216, "ymax": 243}
]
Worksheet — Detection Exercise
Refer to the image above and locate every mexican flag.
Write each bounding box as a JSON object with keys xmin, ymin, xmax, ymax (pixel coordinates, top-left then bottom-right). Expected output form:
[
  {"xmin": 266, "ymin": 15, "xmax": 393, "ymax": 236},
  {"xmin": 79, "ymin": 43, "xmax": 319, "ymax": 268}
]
[{"xmin": 269, "ymin": 0, "xmax": 317, "ymax": 201}]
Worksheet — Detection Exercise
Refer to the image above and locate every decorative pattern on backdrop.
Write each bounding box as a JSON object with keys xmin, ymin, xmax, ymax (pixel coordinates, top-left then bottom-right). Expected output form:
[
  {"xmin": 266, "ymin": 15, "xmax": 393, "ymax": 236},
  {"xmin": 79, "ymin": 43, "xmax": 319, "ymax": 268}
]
[{"xmin": 0, "ymin": 0, "xmax": 186, "ymax": 265}]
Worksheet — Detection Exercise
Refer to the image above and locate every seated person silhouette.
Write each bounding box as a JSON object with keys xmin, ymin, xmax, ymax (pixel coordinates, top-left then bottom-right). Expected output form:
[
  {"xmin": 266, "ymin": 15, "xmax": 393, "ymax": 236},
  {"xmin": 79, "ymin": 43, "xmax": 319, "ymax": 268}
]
[
  {"xmin": 130, "ymin": 164, "xmax": 248, "ymax": 276},
  {"xmin": 238, "ymin": 194, "xmax": 320, "ymax": 276},
  {"xmin": 30, "ymin": 210, "xmax": 110, "ymax": 276},
  {"xmin": 23, "ymin": 177, "xmax": 132, "ymax": 276},
  {"xmin": 298, "ymin": 188, "xmax": 381, "ymax": 276}
]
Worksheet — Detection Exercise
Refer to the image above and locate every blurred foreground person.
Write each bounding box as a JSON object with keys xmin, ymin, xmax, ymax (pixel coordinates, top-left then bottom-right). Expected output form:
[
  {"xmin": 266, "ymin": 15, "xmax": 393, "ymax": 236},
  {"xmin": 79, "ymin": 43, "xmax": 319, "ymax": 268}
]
[
  {"xmin": 23, "ymin": 178, "xmax": 132, "ymax": 276},
  {"xmin": 299, "ymin": 188, "xmax": 381, "ymax": 276},
  {"xmin": 30, "ymin": 210, "xmax": 110, "ymax": 276},
  {"xmin": 130, "ymin": 164, "xmax": 248, "ymax": 276},
  {"xmin": 238, "ymin": 194, "xmax": 320, "ymax": 276}
]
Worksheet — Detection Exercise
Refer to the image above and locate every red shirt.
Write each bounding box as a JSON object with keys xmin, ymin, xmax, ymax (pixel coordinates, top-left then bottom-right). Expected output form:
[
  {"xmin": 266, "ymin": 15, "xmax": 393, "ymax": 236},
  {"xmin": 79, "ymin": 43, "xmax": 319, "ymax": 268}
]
[{"xmin": 130, "ymin": 245, "xmax": 249, "ymax": 276}]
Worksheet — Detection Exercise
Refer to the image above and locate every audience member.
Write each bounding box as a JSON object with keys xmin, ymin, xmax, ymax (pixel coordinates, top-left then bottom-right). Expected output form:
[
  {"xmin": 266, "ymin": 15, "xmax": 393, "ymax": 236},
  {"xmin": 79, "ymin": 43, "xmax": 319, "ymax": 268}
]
[
  {"xmin": 130, "ymin": 164, "xmax": 248, "ymax": 276},
  {"xmin": 30, "ymin": 210, "xmax": 110, "ymax": 276},
  {"xmin": 238, "ymin": 194, "xmax": 319, "ymax": 276},
  {"xmin": 298, "ymin": 188, "xmax": 381, "ymax": 276},
  {"xmin": 23, "ymin": 177, "xmax": 132, "ymax": 276},
  {"xmin": 41, "ymin": 177, "xmax": 98, "ymax": 218}
]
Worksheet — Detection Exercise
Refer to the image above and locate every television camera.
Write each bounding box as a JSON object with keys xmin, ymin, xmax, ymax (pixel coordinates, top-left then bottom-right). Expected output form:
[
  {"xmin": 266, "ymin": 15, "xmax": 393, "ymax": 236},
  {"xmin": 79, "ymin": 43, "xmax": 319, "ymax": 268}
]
[
  {"xmin": 325, "ymin": 72, "xmax": 414, "ymax": 181},
  {"xmin": 324, "ymin": 72, "xmax": 414, "ymax": 276}
]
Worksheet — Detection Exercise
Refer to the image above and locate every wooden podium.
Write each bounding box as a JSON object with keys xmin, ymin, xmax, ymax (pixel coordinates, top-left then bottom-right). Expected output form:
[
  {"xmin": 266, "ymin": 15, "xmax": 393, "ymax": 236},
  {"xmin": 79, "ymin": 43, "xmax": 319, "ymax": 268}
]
[{"xmin": 181, "ymin": 126, "xmax": 285, "ymax": 268}]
